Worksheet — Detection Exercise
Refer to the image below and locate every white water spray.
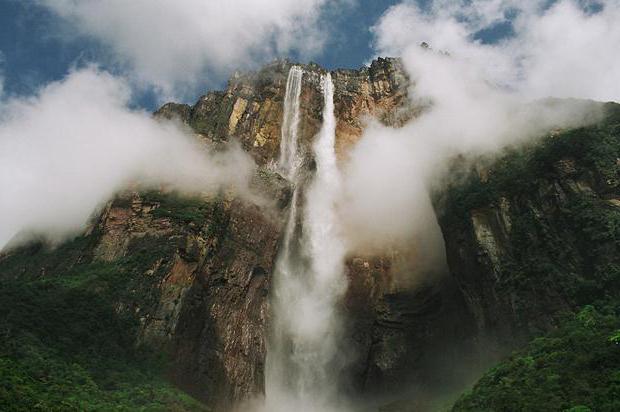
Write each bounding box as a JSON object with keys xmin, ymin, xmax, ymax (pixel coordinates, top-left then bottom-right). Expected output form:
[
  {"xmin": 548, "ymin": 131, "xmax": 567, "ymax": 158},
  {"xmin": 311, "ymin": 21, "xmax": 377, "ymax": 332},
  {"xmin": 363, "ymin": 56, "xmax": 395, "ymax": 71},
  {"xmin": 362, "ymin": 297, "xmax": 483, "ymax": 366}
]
[{"xmin": 263, "ymin": 70, "xmax": 348, "ymax": 412}]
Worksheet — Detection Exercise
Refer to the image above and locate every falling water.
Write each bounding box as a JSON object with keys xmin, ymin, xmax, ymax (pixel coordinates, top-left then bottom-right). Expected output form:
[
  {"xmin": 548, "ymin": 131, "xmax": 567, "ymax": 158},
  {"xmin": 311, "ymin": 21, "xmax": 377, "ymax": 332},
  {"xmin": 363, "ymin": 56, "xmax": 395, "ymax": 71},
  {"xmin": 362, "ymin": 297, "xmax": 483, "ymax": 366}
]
[
  {"xmin": 263, "ymin": 70, "xmax": 348, "ymax": 412},
  {"xmin": 297, "ymin": 72, "xmax": 348, "ymax": 408},
  {"xmin": 278, "ymin": 66, "xmax": 303, "ymax": 178}
]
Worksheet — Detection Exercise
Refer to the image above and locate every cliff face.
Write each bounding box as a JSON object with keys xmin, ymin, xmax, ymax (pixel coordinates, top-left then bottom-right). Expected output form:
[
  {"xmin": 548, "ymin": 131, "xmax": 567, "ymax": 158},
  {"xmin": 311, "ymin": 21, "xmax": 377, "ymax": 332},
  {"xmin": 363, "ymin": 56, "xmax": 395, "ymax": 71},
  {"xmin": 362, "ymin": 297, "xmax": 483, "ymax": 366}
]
[
  {"xmin": 376, "ymin": 104, "xmax": 620, "ymax": 412},
  {"xmin": 0, "ymin": 181, "xmax": 287, "ymax": 410},
  {"xmin": 436, "ymin": 103, "xmax": 620, "ymax": 352},
  {"xmin": 94, "ymin": 187, "xmax": 286, "ymax": 410},
  {"xmin": 176, "ymin": 58, "xmax": 466, "ymax": 405},
  {"xmin": 151, "ymin": 58, "xmax": 476, "ymax": 407},
  {"xmin": 155, "ymin": 58, "xmax": 413, "ymax": 164},
  {"xmin": 2, "ymin": 58, "xmax": 451, "ymax": 410}
]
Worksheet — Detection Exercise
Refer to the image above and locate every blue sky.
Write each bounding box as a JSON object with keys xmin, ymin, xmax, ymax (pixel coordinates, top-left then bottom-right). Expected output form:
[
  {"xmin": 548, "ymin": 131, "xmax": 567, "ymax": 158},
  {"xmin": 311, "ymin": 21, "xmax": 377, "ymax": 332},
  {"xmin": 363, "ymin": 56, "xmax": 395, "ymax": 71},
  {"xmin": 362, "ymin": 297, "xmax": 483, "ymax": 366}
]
[
  {"xmin": 0, "ymin": 0, "xmax": 542, "ymax": 110},
  {"xmin": 0, "ymin": 0, "xmax": 407, "ymax": 110},
  {"xmin": 0, "ymin": 2, "xmax": 99, "ymax": 96}
]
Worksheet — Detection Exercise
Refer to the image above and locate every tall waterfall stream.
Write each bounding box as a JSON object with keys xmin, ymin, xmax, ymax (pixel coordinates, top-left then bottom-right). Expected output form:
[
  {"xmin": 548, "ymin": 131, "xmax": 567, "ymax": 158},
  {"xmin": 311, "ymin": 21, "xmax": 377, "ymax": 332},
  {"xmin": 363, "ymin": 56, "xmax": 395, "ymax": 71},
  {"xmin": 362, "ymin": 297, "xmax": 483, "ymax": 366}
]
[{"xmin": 263, "ymin": 67, "xmax": 349, "ymax": 412}]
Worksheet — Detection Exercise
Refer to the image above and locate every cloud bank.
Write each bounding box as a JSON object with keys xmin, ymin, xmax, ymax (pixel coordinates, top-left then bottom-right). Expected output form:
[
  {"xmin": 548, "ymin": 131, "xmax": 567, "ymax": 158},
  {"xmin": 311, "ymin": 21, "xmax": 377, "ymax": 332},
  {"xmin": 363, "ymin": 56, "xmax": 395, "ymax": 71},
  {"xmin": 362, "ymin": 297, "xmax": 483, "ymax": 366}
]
[
  {"xmin": 38, "ymin": 0, "xmax": 336, "ymax": 97},
  {"xmin": 0, "ymin": 67, "xmax": 254, "ymax": 250},
  {"xmin": 373, "ymin": 0, "xmax": 620, "ymax": 101},
  {"xmin": 340, "ymin": 0, "xmax": 618, "ymax": 248}
]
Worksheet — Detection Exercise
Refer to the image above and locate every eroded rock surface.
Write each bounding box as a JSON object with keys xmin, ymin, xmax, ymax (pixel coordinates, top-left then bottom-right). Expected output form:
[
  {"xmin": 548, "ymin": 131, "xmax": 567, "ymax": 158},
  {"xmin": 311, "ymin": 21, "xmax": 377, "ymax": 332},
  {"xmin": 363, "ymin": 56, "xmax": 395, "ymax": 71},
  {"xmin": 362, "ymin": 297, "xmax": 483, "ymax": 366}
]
[
  {"xmin": 94, "ymin": 185, "xmax": 288, "ymax": 409},
  {"xmin": 436, "ymin": 104, "xmax": 620, "ymax": 352},
  {"xmin": 155, "ymin": 58, "xmax": 415, "ymax": 166}
]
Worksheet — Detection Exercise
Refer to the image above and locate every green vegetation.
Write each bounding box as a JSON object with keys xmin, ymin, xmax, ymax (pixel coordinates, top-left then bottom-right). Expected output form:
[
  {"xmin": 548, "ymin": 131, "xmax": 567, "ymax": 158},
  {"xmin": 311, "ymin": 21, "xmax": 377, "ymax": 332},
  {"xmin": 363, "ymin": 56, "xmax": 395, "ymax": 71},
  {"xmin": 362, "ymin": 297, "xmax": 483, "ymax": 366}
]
[
  {"xmin": 0, "ymin": 231, "xmax": 179, "ymax": 311},
  {"xmin": 141, "ymin": 191, "xmax": 229, "ymax": 241},
  {"xmin": 453, "ymin": 303, "xmax": 620, "ymax": 412},
  {"xmin": 0, "ymin": 235, "xmax": 97, "ymax": 280},
  {"xmin": 446, "ymin": 104, "xmax": 620, "ymax": 411},
  {"xmin": 189, "ymin": 91, "xmax": 234, "ymax": 138},
  {"xmin": 0, "ymin": 190, "xmax": 218, "ymax": 410},
  {"xmin": 442, "ymin": 104, "xmax": 620, "ymax": 306},
  {"xmin": 445, "ymin": 105, "xmax": 620, "ymax": 221},
  {"xmin": 0, "ymin": 260, "xmax": 208, "ymax": 411},
  {"xmin": 142, "ymin": 190, "xmax": 213, "ymax": 227}
]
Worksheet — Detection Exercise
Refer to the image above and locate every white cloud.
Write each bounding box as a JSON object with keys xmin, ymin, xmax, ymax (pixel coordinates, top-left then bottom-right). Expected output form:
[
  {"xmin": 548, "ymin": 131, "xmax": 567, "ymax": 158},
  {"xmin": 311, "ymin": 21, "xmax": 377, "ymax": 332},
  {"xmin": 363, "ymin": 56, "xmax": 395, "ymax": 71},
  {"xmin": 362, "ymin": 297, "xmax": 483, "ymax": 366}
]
[
  {"xmin": 340, "ymin": 0, "xmax": 616, "ymax": 247},
  {"xmin": 372, "ymin": 0, "xmax": 620, "ymax": 101},
  {"xmin": 517, "ymin": 1, "xmax": 620, "ymax": 100},
  {"xmin": 0, "ymin": 67, "xmax": 254, "ymax": 250},
  {"xmin": 38, "ymin": 0, "xmax": 335, "ymax": 97}
]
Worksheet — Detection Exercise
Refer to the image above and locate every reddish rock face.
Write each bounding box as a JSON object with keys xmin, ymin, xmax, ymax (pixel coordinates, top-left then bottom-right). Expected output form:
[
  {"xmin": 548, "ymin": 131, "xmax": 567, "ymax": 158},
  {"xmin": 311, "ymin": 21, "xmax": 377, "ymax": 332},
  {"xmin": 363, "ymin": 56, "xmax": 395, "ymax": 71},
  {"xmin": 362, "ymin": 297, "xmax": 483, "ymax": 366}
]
[
  {"xmin": 168, "ymin": 198, "xmax": 282, "ymax": 410},
  {"xmin": 154, "ymin": 57, "xmax": 416, "ymax": 167},
  {"xmin": 86, "ymin": 188, "xmax": 287, "ymax": 410},
  {"xmin": 97, "ymin": 59, "xmax": 474, "ymax": 410},
  {"xmin": 331, "ymin": 58, "xmax": 416, "ymax": 161},
  {"xmin": 148, "ymin": 58, "xmax": 439, "ymax": 407}
]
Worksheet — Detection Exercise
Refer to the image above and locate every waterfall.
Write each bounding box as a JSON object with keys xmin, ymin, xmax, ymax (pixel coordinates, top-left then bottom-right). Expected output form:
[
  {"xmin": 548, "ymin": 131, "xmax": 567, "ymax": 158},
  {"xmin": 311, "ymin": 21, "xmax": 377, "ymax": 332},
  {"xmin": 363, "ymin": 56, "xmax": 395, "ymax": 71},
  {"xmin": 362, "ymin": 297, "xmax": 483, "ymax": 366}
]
[
  {"xmin": 296, "ymin": 72, "xmax": 347, "ymax": 408},
  {"xmin": 263, "ymin": 70, "xmax": 348, "ymax": 412},
  {"xmin": 278, "ymin": 66, "xmax": 303, "ymax": 178}
]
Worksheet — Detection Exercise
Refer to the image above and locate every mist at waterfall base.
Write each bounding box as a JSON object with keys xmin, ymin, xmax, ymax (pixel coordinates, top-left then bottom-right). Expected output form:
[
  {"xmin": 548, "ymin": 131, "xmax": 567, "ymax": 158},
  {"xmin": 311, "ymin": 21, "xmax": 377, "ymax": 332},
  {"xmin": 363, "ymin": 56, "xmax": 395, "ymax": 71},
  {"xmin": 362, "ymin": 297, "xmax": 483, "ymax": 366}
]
[
  {"xmin": 0, "ymin": 67, "xmax": 255, "ymax": 251},
  {"xmin": 340, "ymin": 0, "xmax": 618, "ymax": 249}
]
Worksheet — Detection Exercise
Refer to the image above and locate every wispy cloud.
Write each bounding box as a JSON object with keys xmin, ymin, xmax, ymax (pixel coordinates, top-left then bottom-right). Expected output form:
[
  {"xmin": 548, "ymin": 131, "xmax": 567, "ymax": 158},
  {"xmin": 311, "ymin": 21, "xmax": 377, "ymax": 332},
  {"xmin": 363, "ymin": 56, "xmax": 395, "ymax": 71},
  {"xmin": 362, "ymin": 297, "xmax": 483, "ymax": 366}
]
[
  {"xmin": 340, "ymin": 0, "xmax": 616, "ymax": 249},
  {"xmin": 0, "ymin": 67, "xmax": 254, "ymax": 250},
  {"xmin": 37, "ymin": 0, "xmax": 341, "ymax": 98},
  {"xmin": 372, "ymin": 0, "xmax": 620, "ymax": 101}
]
